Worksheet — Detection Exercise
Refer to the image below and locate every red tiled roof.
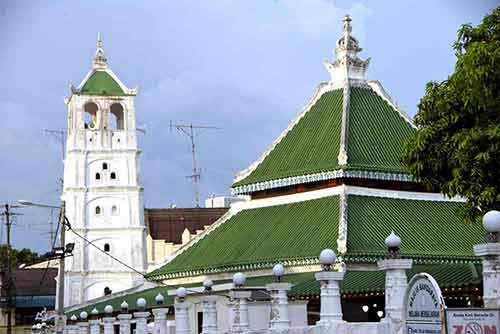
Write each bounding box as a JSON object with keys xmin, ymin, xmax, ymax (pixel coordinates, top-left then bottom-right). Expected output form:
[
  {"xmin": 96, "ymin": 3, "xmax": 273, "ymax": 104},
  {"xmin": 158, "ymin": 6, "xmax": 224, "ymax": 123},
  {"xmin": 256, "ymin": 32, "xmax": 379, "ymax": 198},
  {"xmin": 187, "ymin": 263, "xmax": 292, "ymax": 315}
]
[{"xmin": 145, "ymin": 208, "xmax": 228, "ymax": 244}]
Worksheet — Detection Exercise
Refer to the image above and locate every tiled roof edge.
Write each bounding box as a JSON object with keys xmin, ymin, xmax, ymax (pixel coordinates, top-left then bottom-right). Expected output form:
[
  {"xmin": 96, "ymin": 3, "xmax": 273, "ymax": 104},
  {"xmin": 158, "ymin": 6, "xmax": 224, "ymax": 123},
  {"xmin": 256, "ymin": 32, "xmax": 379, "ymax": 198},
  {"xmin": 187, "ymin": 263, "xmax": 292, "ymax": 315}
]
[{"xmin": 148, "ymin": 254, "xmax": 480, "ymax": 281}]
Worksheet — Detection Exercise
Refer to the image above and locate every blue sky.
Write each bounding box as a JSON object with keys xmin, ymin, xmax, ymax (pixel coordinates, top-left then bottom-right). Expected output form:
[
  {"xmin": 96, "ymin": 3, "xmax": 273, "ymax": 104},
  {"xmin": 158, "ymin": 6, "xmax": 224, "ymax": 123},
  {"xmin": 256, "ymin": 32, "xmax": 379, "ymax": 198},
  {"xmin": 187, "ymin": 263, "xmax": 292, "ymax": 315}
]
[{"xmin": 0, "ymin": 0, "xmax": 497, "ymax": 252}]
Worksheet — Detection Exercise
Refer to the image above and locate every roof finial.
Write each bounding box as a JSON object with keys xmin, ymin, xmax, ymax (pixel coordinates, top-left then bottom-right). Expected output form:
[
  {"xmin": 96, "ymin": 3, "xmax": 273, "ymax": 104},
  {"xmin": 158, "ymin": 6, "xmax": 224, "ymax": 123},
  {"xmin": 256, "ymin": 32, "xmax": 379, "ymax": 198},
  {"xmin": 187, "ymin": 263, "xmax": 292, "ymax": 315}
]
[
  {"xmin": 343, "ymin": 15, "xmax": 352, "ymax": 35},
  {"xmin": 93, "ymin": 32, "xmax": 107, "ymax": 69},
  {"xmin": 323, "ymin": 14, "xmax": 370, "ymax": 84}
]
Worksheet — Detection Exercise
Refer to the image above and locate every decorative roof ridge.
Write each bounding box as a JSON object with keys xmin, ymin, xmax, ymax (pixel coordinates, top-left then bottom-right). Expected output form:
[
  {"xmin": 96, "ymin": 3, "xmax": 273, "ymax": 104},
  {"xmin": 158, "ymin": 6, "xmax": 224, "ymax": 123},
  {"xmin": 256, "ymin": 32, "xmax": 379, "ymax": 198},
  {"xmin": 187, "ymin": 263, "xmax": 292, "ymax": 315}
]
[
  {"xmin": 337, "ymin": 186, "xmax": 348, "ymax": 255},
  {"xmin": 367, "ymin": 80, "xmax": 416, "ymax": 129},
  {"xmin": 147, "ymin": 207, "xmax": 241, "ymax": 276},
  {"xmin": 344, "ymin": 185, "xmax": 466, "ymax": 203},
  {"xmin": 231, "ymin": 169, "xmax": 415, "ymax": 195},
  {"xmin": 338, "ymin": 79, "xmax": 350, "ymax": 166},
  {"xmin": 233, "ymin": 81, "xmax": 339, "ymax": 185}
]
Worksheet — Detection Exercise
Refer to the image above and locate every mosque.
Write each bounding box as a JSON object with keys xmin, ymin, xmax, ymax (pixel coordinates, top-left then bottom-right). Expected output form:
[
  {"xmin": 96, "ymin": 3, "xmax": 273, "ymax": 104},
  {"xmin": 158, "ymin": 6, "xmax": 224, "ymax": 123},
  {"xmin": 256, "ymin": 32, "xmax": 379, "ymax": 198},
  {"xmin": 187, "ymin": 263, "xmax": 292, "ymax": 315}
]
[{"xmin": 63, "ymin": 15, "xmax": 485, "ymax": 328}]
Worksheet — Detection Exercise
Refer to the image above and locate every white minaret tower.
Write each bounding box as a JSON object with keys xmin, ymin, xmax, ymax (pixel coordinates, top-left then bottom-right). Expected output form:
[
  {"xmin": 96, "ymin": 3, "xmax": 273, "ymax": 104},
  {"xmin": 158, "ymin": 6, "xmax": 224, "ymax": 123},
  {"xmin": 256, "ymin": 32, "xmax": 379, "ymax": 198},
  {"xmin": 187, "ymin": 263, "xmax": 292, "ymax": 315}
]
[{"xmin": 62, "ymin": 34, "xmax": 146, "ymax": 307}]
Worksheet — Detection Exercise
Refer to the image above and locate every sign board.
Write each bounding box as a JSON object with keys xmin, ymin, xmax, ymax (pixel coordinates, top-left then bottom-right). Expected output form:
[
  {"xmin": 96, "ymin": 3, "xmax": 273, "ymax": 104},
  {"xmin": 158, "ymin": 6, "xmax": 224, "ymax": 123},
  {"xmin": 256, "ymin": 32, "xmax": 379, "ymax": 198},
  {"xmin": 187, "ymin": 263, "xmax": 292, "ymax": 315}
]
[
  {"xmin": 446, "ymin": 308, "xmax": 499, "ymax": 334},
  {"xmin": 404, "ymin": 273, "xmax": 446, "ymax": 334}
]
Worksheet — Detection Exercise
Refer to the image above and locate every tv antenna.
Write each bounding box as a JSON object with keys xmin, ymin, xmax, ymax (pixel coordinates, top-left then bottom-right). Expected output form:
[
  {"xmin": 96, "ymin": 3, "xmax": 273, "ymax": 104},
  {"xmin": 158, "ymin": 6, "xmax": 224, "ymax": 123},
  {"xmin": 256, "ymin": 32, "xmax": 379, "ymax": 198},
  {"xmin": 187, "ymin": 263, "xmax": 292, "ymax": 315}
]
[
  {"xmin": 170, "ymin": 121, "xmax": 221, "ymax": 207},
  {"xmin": 43, "ymin": 129, "xmax": 66, "ymax": 160}
]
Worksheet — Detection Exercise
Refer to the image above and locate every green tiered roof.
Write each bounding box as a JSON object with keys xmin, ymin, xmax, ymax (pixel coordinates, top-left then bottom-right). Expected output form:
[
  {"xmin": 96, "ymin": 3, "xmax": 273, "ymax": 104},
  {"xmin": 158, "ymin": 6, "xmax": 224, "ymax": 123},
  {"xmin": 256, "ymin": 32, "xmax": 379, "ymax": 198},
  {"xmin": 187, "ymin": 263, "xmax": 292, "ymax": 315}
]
[
  {"xmin": 147, "ymin": 195, "xmax": 482, "ymax": 280},
  {"xmin": 147, "ymin": 196, "xmax": 341, "ymax": 279},
  {"xmin": 346, "ymin": 195, "xmax": 483, "ymax": 260},
  {"xmin": 232, "ymin": 87, "xmax": 416, "ymax": 190},
  {"xmin": 79, "ymin": 70, "xmax": 126, "ymax": 96},
  {"xmin": 68, "ymin": 263, "xmax": 481, "ymax": 317}
]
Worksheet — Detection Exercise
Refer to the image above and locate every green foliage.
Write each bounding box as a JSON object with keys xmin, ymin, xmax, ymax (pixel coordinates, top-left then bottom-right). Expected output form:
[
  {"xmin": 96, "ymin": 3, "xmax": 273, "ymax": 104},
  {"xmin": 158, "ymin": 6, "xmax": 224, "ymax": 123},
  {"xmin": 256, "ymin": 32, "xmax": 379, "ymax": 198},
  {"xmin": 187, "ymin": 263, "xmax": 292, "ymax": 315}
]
[
  {"xmin": 403, "ymin": 7, "xmax": 500, "ymax": 220},
  {"xmin": 0, "ymin": 245, "xmax": 47, "ymax": 270}
]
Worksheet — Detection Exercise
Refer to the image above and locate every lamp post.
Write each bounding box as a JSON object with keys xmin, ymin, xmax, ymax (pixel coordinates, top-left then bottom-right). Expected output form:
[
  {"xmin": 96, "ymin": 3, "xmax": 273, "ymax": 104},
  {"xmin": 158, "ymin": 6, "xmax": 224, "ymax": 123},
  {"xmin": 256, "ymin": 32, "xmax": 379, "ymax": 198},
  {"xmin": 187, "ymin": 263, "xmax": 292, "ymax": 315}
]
[{"xmin": 18, "ymin": 200, "xmax": 68, "ymax": 333}]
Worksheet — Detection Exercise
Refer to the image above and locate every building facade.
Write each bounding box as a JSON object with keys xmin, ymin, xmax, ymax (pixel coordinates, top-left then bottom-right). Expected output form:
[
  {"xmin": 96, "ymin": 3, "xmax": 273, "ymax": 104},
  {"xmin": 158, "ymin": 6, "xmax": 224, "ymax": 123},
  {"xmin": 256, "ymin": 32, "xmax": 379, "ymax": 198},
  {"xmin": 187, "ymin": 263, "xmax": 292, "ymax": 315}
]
[{"xmin": 61, "ymin": 35, "xmax": 147, "ymax": 307}]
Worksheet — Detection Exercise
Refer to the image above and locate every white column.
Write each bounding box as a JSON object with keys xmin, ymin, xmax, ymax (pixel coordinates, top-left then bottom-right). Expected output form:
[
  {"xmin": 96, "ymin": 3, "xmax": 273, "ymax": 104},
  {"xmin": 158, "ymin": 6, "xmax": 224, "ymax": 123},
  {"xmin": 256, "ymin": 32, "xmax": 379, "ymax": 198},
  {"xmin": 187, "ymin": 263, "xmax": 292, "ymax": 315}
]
[
  {"xmin": 377, "ymin": 258, "xmax": 413, "ymax": 334},
  {"xmin": 133, "ymin": 311, "xmax": 150, "ymax": 334},
  {"xmin": 117, "ymin": 314, "xmax": 132, "ymax": 334},
  {"xmin": 166, "ymin": 320, "xmax": 176, "ymax": 334},
  {"xmin": 102, "ymin": 317, "xmax": 114, "ymax": 334},
  {"xmin": 474, "ymin": 243, "xmax": 500, "ymax": 308},
  {"xmin": 77, "ymin": 322, "xmax": 89, "ymax": 334},
  {"xmin": 174, "ymin": 301, "xmax": 191, "ymax": 334},
  {"xmin": 89, "ymin": 319, "xmax": 100, "ymax": 334},
  {"xmin": 266, "ymin": 283, "xmax": 291, "ymax": 329},
  {"xmin": 152, "ymin": 308, "xmax": 169, "ymax": 334},
  {"xmin": 314, "ymin": 271, "xmax": 345, "ymax": 324},
  {"xmin": 201, "ymin": 295, "xmax": 217, "ymax": 334},
  {"xmin": 230, "ymin": 290, "xmax": 251, "ymax": 333},
  {"xmin": 66, "ymin": 324, "xmax": 79, "ymax": 334}
]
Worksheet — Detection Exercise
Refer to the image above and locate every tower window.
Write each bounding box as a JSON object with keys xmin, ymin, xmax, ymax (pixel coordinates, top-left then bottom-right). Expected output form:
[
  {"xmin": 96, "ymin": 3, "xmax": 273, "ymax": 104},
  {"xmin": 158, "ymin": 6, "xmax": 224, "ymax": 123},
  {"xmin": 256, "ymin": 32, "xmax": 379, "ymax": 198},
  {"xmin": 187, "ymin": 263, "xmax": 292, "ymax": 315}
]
[
  {"xmin": 95, "ymin": 206, "xmax": 101, "ymax": 215},
  {"xmin": 104, "ymin": 287, "xmax": 112, "ymax": 296},
  {"xmin": 84, "ymin": 102, "xmax": 99, "ymax": 129},
  {"xmin": 110, "ymin": 172, "xmax": 117, "ymax": 180},
  {"xmin": 111, "ymin": 205, "xmax": 118, "ymax": 215},
  {"xmin": 104, "ymin": 243, "xmax": 110, "ymax": 252},
  {"xmin": 95, "ymin": 172, "xmax": 101, "ymax": 180},
  {"xmin": 110, "ymin": 103, "xmax": 124, "ymax": 130},
  {"xmin": 102, "ymin": 163, "xmax": 108, "ymax": 170}
]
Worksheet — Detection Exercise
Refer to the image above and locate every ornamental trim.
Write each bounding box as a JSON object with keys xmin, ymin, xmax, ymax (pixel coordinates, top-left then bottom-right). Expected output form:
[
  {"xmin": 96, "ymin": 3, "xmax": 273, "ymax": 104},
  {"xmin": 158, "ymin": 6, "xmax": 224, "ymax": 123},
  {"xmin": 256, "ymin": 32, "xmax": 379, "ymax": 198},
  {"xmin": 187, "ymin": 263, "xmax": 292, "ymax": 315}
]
[{"xmin": 231, "ymin": 169, "xmax": 415, "ymax": 195}]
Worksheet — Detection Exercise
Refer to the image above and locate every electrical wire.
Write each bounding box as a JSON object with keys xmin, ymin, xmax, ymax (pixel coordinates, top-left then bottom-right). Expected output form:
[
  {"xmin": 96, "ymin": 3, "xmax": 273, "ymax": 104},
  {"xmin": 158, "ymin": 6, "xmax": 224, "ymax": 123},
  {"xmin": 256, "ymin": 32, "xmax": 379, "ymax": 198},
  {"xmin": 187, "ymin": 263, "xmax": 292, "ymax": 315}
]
[{"xmin": 64, "ymin": 217, "xmax": 233, "ymax": 298}]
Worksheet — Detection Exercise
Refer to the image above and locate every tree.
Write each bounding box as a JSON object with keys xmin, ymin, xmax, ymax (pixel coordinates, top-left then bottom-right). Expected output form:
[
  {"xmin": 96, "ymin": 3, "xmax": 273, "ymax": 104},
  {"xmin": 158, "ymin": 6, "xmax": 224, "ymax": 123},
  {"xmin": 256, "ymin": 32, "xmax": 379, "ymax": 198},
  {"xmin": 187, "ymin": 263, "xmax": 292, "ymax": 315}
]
[
  {"xmin": 0, "ymin": 245, "xmax": 46, "ymax": 270},
  {"xmin": 402, "ymin": 7, "xmax": 500, "ymax": 221}
]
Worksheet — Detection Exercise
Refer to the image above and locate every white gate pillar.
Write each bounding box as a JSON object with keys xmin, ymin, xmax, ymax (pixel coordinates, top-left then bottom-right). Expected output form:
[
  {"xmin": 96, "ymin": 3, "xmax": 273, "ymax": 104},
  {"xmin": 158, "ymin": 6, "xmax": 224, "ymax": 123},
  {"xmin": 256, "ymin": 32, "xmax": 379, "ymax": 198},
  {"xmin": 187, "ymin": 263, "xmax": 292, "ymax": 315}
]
[
  {"xmin": 102, "ymin": 305, "xmax": 115, "ymax": 334},
  {"xmin": 315, "ymin": 249, "xmax": 345, "ymax": 325},
  {"xmin": 377, "ymin": 232, "xmax": 413, "ymax": 334},
  {"xmin": 134, "ymin": 298, "xmax": 151, "ymax": 334},
  {"xmin": 152, "ymin": 293, "xmax": 169, "ymax": 334},
  {"xmin": 88, "ymin": 319, "xmax": 100, "ymax": 334},
  {"xmin": 174, "ymin": 287, "xmax": 191, "ymax": 334},
  {"xmin": 201, "ymin": 279, "xmax": 217, "ymax": 334},
  {"xmin": 266, "ymin": 263, "xmax": 291, "ymax": 330},
  {"xmin": 117, "ymin": 313, "xmax": 132, "ymax": 334},
  {"xmin": 230, "ymin": 273, "xmax": 251, "ymax": 333},
  {"xmin": 77, "ymin": 312, "xmax": 89, "ymax": 334},
  {"xmin": 474, "ymin": 210, "xmax": 500, "ymax": 308}
]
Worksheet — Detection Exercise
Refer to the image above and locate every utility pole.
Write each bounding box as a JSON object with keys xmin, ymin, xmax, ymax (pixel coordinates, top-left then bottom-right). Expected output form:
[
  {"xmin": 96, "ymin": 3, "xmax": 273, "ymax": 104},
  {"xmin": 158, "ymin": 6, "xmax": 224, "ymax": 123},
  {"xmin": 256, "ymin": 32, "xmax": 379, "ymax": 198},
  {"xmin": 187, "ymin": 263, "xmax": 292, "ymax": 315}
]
[
  {"xmin": 170, "ymin": 122, "xmax": 221, "ymax": 207},
  {"xmin": 55, "ymin": 201, "xmax": 66, "ymax": 334},
  {"xmin": 1, "ymin": 204, "xmax": 20, "ymax": 334}
]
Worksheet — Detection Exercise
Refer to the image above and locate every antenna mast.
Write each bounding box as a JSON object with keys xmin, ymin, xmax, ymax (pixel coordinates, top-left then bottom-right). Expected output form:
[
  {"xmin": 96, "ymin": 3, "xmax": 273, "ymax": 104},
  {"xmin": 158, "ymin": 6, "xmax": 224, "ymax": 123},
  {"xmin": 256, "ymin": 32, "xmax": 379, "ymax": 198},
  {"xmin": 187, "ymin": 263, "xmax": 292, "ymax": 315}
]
[
  {"xmin": 43, "ymin": 129, "xmax": 67, "ymax": 160},
  {"xmin": 170, "ymin": 121, "xmax": 221, "ymax": 207}
]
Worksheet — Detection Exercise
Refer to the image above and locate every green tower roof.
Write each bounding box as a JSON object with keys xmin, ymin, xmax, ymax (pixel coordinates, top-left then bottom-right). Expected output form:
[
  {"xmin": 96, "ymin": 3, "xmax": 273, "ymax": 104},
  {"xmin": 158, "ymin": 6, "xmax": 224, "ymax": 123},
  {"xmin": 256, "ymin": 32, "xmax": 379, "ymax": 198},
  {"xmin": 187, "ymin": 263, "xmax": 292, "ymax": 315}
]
[{"xmin": 79, "ymin": 70, "xmax": 126, "ymax": 96}]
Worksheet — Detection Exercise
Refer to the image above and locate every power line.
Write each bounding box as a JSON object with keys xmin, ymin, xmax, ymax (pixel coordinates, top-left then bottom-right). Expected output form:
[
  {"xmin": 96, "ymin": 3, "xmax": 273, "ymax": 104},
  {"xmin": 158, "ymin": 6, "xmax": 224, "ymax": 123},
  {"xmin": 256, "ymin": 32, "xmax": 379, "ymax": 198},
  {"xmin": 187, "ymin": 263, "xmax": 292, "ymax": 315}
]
[{"xmin": 64, "ymin": 218, "xmax": 228, "ymax": 297}]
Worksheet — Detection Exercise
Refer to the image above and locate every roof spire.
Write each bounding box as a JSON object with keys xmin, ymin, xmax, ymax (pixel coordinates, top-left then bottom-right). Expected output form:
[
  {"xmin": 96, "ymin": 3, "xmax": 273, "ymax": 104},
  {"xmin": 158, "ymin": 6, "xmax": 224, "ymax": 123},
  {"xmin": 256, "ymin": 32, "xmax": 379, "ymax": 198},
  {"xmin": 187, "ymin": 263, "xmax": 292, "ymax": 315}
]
[
  {"xmin": 324, "ymin": 15, "xmax": 370, "ymax": 84},
  {"xmin": 93, "ymin": 32, "xmax": 107, "ymax": 69}
]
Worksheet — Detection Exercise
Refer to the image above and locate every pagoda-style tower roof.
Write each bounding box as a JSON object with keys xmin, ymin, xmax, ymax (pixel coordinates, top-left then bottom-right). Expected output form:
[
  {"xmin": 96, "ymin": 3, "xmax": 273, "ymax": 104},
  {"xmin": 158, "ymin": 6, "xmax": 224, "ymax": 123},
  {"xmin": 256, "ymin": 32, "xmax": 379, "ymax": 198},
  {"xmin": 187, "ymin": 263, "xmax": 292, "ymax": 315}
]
[
  {"xmin": 231, "ymin": 16, "xmax": 416, "ymax": 196},
  {"xmin": 146, "ymin": 16, "xmax": 482, "ymax": 287},
  {"xmin": 70, "ymin": 33, "xmax": 137, "ymax": 97}
]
